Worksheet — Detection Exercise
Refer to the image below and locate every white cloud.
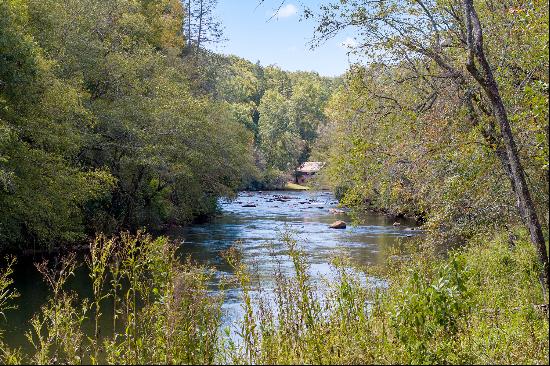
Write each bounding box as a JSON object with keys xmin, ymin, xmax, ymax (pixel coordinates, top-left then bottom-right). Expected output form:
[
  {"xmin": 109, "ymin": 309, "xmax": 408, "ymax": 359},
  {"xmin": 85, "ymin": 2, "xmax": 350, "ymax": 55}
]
[
  {"xmin": 273, "ymin": 4, "xmax": 298, "ymax": 19},
  {"xmin": 340, "ymin": 37, "xmax": 358, "ymax": 49}
]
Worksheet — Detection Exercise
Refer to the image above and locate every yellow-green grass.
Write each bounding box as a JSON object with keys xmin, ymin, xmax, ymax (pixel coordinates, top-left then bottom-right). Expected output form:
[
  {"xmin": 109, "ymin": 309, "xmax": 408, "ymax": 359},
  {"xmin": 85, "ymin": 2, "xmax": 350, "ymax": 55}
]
[{"xmin": 284, "ymin": 182, "xmax": 310, "ymax": 190}]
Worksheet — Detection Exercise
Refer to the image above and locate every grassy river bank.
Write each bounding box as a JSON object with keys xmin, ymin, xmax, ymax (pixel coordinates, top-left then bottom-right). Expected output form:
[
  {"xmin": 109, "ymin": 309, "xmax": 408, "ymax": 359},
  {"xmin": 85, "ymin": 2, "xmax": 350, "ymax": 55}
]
[{"xmin": 0, "ymin": 227, "xmax": 547, "ymax": 364}]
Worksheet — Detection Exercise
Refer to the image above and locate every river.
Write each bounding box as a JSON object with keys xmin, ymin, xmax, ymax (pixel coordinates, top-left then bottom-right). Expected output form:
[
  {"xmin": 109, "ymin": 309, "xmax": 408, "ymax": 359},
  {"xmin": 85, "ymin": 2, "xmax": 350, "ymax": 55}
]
[{"xmin": 4, "ymin": 190, "xmax": 419, "ymax": 351}]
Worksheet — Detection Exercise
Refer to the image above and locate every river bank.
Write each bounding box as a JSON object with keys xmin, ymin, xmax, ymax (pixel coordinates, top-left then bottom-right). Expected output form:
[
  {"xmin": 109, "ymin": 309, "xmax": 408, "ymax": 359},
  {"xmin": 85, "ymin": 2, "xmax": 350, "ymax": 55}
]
[
  {"xmin": 3, "ymin": 190, "xmax": 420, "ymax": 353},
  {"xmin": 1, "ymin": 208, "xmax": 547, "ymax": 364}
]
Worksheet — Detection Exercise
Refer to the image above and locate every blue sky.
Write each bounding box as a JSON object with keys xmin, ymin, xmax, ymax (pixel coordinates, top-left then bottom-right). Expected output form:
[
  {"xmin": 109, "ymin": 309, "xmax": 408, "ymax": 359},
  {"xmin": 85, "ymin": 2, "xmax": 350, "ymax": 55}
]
[{"xmin": 209, "ymin": 1, "xmax": 358, "ymax": 77}]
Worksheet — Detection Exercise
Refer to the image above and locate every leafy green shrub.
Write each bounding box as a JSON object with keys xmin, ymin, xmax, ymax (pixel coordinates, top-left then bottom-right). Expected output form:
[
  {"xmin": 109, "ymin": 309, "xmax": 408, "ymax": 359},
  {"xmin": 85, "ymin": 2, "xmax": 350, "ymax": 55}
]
[
  {"xmin": 223, "ymin": 231, "xmax": 548, "ymax": 365},
  {"xmin": 0, "ymin": 231, "xmax": 547, "ymax": 364}
]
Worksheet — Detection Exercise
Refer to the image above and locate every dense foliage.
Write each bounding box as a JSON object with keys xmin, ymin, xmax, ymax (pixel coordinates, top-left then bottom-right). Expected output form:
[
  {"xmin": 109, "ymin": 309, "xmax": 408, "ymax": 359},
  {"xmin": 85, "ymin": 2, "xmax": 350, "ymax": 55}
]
[
  {"xmin": 312, "ymin": 0, "xmax": 549, "ymax": 253},
  {"xmin": 191, "ymin": 52, "xmax": 339, "ymax": 188},
  {"xmin": 0, "ymin": 0, "xmax": 257, "ymax": 251}
]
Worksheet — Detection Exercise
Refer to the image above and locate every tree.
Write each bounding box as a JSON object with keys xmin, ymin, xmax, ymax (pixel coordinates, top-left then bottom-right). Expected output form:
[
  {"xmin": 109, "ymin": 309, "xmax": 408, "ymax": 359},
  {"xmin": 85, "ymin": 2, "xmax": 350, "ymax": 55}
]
[
  {"xmin": 310, "ymin": 0, "xmax": 549, "ymax": 292},
  {"xmin": 258, "ymin": 90, "xmax": 303, "ymax": 171},
  {"xmin": 0, "ymin": 0, "xmax": 113, "ymax": 249},
  {"xmin": 288, "ymin": 73, "xmax": 331, "ymax": 161},
  {"xmin": 0, "ymin": 0, "xmax": 257, "ymax": 251},
  {"xmin": 462, "ymin": 0, "xmax": 548, "ymax": 291},
  {"xmin": 184, "ymin": 0, "xmax": 224, "ymax": 51}
]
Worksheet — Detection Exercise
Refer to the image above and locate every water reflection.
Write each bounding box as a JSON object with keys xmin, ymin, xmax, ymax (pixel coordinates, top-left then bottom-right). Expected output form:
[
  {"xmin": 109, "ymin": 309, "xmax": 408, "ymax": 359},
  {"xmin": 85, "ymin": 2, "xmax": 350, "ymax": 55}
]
[{"xmin": 4, "ymin": 190, "xmax": 419, "ymax": 352}]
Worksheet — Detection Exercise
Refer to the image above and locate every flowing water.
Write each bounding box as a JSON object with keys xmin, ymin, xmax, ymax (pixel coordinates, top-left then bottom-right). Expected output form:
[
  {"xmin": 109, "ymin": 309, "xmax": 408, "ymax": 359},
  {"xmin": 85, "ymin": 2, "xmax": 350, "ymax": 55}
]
[{"xmin": 4, "ymin": 190, "xmax": 419, "ymax": 350}]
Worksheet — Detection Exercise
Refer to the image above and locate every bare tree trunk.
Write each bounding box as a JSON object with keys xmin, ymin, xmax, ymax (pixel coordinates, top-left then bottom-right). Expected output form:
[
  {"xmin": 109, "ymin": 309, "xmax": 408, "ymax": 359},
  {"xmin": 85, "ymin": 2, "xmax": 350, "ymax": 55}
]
[
  {"xmin": 187, "ymin": 0, "xmax": 192, "ymax": 47},
  {"xmin": 197, "ymin": 0, "xmax": 204, "ymax": 50},
  {"xmin": 463, "ymin": 0, "xmax": 549, "ymax": 294}
]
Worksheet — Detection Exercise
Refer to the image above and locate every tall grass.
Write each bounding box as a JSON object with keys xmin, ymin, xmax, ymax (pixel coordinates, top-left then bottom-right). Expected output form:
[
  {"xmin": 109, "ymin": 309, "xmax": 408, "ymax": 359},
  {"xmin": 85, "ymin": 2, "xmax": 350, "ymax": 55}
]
[
  {"xmin": 0, "ymin": 230, "xmax": 548, "ymax": 364},
  {"xmin": 0, "ymin": 256, "xmax": 21, "ymax": 364},
  {"xmin": 1, "ymin": 232, "xmax": 223, "ymax": 365},
  {"xmin": 223, "ymin": 230, "xmax": 549, "ymax": 364}
]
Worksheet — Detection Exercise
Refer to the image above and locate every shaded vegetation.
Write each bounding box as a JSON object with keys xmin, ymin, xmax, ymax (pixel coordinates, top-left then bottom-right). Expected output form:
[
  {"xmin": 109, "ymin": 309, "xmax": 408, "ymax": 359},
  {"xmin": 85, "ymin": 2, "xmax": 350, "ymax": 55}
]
[{"xmin": 0, "ymin": 0, "xmax": 257, "ymax": 252}]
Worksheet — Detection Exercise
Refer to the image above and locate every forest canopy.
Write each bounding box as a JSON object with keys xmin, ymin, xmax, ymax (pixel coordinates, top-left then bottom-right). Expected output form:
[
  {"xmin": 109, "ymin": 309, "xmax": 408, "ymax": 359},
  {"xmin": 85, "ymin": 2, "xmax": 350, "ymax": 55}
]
[{"xmin": 0, "ymin": 0, "xmax": 338, "ymax": 251}]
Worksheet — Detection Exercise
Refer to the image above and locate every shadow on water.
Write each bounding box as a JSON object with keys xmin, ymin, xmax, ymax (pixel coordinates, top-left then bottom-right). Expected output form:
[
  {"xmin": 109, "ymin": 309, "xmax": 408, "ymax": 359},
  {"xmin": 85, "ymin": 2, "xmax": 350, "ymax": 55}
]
[{"xmin": 3, "ymin": 190, "xmax": 420, "ymax": 352}]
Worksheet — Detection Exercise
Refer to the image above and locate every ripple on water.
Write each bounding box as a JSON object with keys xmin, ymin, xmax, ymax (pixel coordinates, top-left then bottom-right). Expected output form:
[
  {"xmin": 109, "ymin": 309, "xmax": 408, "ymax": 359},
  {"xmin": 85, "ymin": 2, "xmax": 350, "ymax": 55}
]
[
  {"xmin": 176, "ymin": 190, "xmax": 420, "ymax": 270},
  {"xmin": 6, "ymin": 190, "xmax": 420, "ymax": 351}
]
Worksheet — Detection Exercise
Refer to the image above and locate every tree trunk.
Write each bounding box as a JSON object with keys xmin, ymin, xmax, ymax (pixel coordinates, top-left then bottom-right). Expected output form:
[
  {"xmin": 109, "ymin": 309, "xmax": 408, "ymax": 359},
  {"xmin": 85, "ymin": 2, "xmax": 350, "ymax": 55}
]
[
  {"xmin": 464, "ymin": 91, "xmax": 524, "ymax": 218},
  {"xmin": 197, "ymin": 0, "xmax": 204, "ymax": 50},
  {"xmin": 187, "ymin": 0, "xmax": 192, "ymax": 47},
  {"xmin": 463, "ymin": 0, "xmax": 549, "ymax": 294}
]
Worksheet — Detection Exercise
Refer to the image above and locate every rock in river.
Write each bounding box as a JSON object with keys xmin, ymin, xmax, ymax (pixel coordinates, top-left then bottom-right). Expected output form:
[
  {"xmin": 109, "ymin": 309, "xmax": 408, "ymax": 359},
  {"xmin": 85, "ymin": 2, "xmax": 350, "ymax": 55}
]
[
  {"xmin": 242, "ymin": 204, "xmax": 256, "ymax": 208},
  {"xmin": 329, "ymin": 220, "xmax": 347, "ymax": 229}
]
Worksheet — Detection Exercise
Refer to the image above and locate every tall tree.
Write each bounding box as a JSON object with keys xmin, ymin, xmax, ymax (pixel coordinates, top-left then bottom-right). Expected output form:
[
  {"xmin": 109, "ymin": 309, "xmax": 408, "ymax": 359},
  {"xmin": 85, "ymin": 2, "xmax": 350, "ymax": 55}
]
[
  {"xmin": 311, "ymin": 0, "xmax": 549, "ymax": 292},
  {"xmin": 0, "ymin": 0, "xmax": 113, "ymax": 249},
  {"xmin": 462, "ymin": 0, "xmax": 548, "ymax": 291},
  {"xmin": 258, "ymin": 90, "xmax": 302, "ymax": 171},
  {"xmin": 184, "ymin": 0, "xmax": 224, "ymax": 51}
]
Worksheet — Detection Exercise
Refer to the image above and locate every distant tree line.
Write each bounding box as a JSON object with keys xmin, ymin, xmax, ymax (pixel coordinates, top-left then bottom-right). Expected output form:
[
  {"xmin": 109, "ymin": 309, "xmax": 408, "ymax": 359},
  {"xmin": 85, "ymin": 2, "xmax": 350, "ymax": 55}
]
[{"xmin": 203, "ymin": 54, "xmax": 340, "ymax": 188}]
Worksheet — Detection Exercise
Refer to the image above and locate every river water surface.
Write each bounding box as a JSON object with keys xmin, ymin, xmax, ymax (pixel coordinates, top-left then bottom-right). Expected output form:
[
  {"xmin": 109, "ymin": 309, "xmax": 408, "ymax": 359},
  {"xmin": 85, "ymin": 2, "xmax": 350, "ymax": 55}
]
[{"xmin": 5, "ymin": 190, "xmax": 419, "ymax": 351}]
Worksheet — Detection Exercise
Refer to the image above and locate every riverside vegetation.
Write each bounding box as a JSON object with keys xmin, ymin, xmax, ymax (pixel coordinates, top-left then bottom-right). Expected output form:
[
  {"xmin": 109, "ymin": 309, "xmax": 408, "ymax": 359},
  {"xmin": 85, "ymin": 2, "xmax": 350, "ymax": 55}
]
[
  {"xmin": 0, "ymin": 0, "xmax": 337, "ymax": 253},
  {"xmin": 0, "ymin": 231, "xmax": 547, "ymax": 364},
  {"xmin": 1, "ymin": 0, "xmax": 549, "ymax": 364}
]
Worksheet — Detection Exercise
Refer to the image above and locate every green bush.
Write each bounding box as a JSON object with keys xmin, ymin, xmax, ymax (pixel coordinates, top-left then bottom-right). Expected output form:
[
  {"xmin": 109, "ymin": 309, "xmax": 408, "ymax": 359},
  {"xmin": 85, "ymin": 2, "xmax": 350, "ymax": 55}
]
[
  {"xmin": 0, "ymin": 232, "xmax": 547, "ymax": 364},
  {"xmin": 224, "ymin": 232, "xmax": 549, "ymax": 364}
]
